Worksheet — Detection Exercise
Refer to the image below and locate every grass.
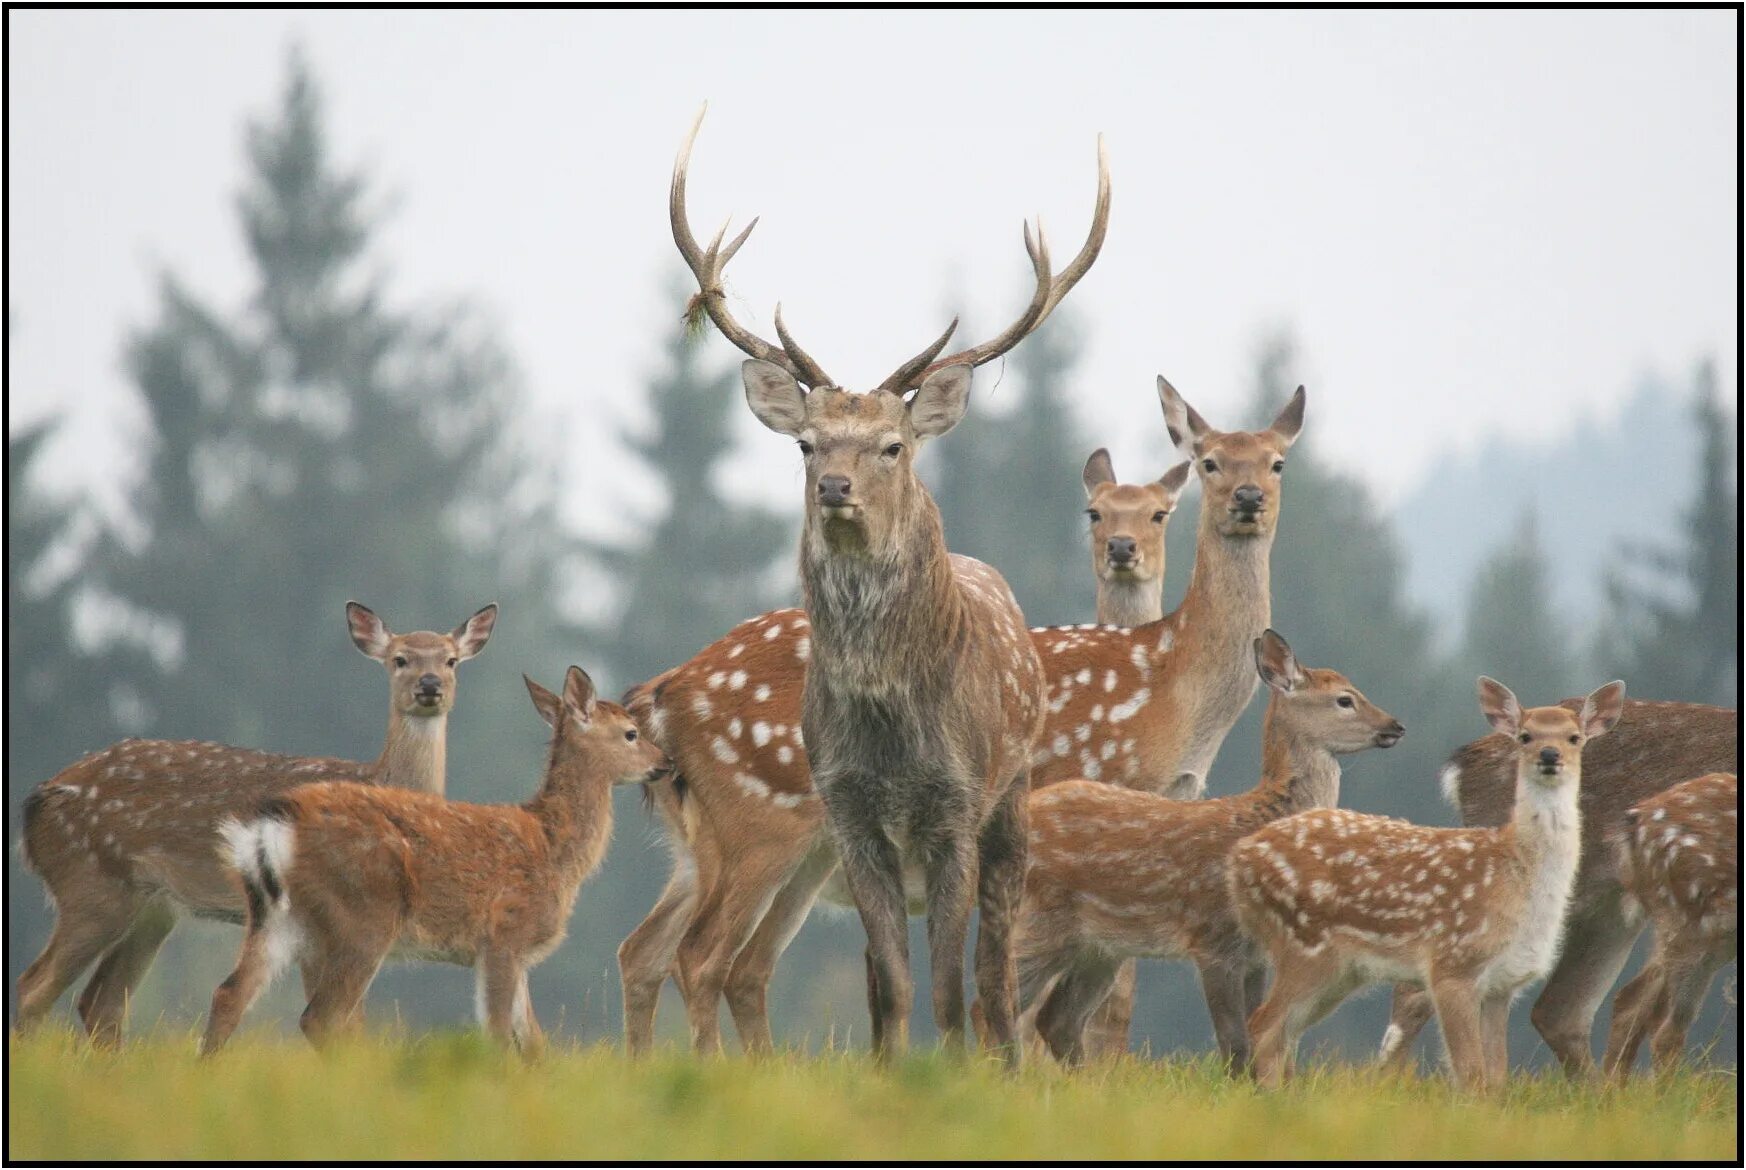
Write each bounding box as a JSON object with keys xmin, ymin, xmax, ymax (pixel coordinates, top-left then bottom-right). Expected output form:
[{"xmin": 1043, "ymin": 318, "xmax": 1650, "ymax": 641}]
[{"xmin": 7, "ymin": 1028, "xmax": 1737, "ymax": 1162}]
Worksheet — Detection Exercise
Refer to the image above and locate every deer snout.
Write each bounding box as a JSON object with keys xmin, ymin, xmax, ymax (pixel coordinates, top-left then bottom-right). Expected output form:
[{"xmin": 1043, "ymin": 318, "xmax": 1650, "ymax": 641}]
[
  {"xmin": 1105, "ymin": 536, "xmax": 1138, "ymax": 568},
  {"xmin": 1538, "ymin": 746, "xmax": 1561, "ymax": 770},
  {"xmin": 1375, "ymin": 719, "xmax": 1405, "ymax": 748},
  {"xmin": 1232, "ymin": 484, "xmax": 1265, "ymax": 514},
  {"xmin": 415, "ymin": 674, "xmax": 443, "ymax": 702},
  {"xmin": 817, "ymin": 475, "xmax": 853, "ymax": 508}
]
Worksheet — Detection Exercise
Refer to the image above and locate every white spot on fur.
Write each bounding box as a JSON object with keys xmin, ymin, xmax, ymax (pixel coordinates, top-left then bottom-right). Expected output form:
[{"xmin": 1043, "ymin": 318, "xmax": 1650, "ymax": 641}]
[
  {"xmin": 754, "ymin": 684, "xmax": 771, "ymax": 702},
  {"xmin": 1156, "ymin": 626, "xmax": 1174, "ymax": 652},
  {"xmin": 1109, "ymin": 688, "xmax": 1151, "ymax": 723},
  {"xmin": 795, "ymin": 638, "xmax": 810, "ymax": 662},
  {"xmin": 729, "ymin": 671, "xmax": 748, "ymax": 691},
  {"xmin": 711, "ymin": 738, "xmax": 740, "ymax": 764},
  {"xmin": 735, "ymin": 772, "xmax": 772, "ymax": 800},
  {"xmin": 1438, "ymin": 763, "xmax": 1463, "ymax": 808},
  {"xmin": 751, "ymin": 721, "xmax": 773, "ymax": 747},
  {"xmin": 764, "ymin": 624, "xmax": 783, "ymax": 640},
  {"xmin": 777, "ymin": 745, "xmax": 794, "ymax": 765}
]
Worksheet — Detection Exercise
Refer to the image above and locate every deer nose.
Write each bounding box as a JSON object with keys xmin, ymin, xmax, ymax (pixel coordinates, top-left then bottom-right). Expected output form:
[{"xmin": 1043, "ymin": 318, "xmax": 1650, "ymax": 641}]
[
  {"xmin": 817, "ymin": 475, "xmax": 852, "ymax": 507},
  {"xmin": 417, "ymin": 673, "xmax": 442, "ymax": 695},
  {"xmin": 1106, "ymin": 536, "xmax": 1137, "ymax": 565},
  {"xmin": 1538, "ymin": 747, "xmax": 1560, "ymax": 767},
  {"xmin": 1232, "ymin": 485, "xmax": 1264, "ymax": 513}
]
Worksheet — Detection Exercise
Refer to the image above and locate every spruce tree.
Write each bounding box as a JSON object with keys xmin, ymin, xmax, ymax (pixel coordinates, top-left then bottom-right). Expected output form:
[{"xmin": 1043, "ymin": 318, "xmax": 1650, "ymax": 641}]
[
  {"xmin": 1594, "ymin": 360, "xmax": 1738, "ymax": 705},
  {"xmin": 1461, "ymin": 510, "xmax": 1575, "ymax": 703},
  {"xmin": 577, "ymin": 276, "xmax": 794, "ymax": 690}
]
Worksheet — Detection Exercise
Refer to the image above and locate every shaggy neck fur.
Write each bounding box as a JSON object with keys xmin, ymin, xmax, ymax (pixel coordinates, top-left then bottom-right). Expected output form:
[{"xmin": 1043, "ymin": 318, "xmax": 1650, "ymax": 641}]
[
  {"xmin": 374, "ymin": 711, "xmax": 447, "ymax": 795},
  {"xmin": 801, "ymin": 484, "xmax": 964, "ymax": 700}
]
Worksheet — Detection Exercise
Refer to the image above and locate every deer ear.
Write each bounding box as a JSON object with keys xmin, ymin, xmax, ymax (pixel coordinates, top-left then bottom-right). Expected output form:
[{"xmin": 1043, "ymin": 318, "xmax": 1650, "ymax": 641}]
[
  {"xmin": 909, "ymin": 364, "xmax": 972, "ymax": 440},
  {"xmin": 1253, "ymin": 629, "xmax": 1302, "ymax": 693},
  {"xmin": 563, "ymin": 665, "xmax": 599, "ymax": 724},
  {"xmin": 1579, "ymin": 680, "xmax": 1626, "ymax": 740},
  {"xmin": 451, "ymin": 603, "xmax": 498, "ymax": 661},
  {"xmin": 1476, "ymin": 676, "xmax": 1522, "ymax": 737},
  {"xmin": 1158, "ymin": 460, "xmax": 1192, "ymax": 506},
  {"xmin": 346, "ymin": 602, "xmax": 393, "ymax": 661},
  {"xmin": 742, "ymin": 360, "xmax": 807, "ymax": 437},
  {"xmin": 1157, "ymin": 375, "xmax": 1211, "ymax": 457},
  {"xmin": 1082, "ymin": 448, "xmax": 1116, "ymax": 498},
  {"xmin": 1269, "ymin": 385, "xmax": 1307, "ymax": 447},
  {"xmin": 525, "ymin": 674, "xmax": 563, "ymax": 729}
]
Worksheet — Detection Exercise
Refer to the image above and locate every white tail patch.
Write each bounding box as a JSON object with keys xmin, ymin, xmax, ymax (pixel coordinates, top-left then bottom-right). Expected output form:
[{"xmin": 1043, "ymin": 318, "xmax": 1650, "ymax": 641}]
[{"xmin": 1438, "ymin": 763, "xmax": 1463, "ymax": 808}]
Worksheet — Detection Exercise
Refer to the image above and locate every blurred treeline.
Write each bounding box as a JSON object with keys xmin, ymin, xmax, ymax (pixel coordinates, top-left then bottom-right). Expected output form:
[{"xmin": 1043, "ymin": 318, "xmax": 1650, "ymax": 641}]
[{"xmin": 8, "ymin": 59, "xmax": 1736, "ymax": 1064}]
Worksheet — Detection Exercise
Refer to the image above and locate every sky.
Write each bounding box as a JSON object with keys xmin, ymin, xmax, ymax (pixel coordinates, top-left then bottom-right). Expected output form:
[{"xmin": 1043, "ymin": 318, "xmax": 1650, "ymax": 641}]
[{"xmin": 8, "ymin": 9, "xmax": 1739, "ymax": 538}]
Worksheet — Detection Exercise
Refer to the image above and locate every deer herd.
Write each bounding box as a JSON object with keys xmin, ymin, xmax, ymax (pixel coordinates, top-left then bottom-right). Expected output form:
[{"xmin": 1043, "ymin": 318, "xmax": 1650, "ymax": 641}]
[{"xmin": 15, "ymin": 109, "xmax": 1738, "ymax": 1092}]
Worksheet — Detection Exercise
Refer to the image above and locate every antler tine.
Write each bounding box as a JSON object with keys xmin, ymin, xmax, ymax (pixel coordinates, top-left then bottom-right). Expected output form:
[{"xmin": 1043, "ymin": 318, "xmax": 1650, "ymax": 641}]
[
  {"xmin": 671, "ymin": 105, "xmax": 828, "ymax": 386},
  {"xmin": 774, "ymin": 304, "xmax": 835, "ymax": 389},
  {"xmin": 900, "ymin": 135, "xmax": 1111, "ymax": 389},
  {"xmin": 875, "ymin": 317, "xmax": 960, "ymax": 395},
  {"xmin": 899, "ymin": 217, "xmax": 1053, "ymax": 388}
]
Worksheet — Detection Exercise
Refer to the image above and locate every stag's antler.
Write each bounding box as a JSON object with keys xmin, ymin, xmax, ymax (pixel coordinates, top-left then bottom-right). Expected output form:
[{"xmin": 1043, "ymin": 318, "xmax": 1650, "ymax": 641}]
[
  {"xmin": 671, "ymin": 105, "xmax": 835, "ymax": 389},
  {"xmin": 881, "ymin": 136, "xmax": 1111, "ymax": 394}
]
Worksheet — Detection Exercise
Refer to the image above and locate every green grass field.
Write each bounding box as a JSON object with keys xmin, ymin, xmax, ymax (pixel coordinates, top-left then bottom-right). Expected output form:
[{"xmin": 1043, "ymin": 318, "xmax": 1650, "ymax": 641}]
[{"xmin": 8, "ymin": 1029, "xmax": 1737, "ymax": 1162}]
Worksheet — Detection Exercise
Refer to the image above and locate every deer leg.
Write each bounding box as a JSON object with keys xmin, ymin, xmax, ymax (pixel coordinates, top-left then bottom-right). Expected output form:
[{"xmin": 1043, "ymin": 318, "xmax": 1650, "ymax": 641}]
[
  {"xmin": 1197, "ymin": 955, "xmax": 1254, "ymax": 1074},
  {"xmin": 1528, "ymin": 907, "xmax": 1641, "ymax": 1079},
  {"xmin": 512, "ymin": 971, "xmax": 544, "ymax": 1059},
  {"xmin": 1649, "ymin": 947, "xmax": 1722, "ymax": 1074},
  {"xmin": 1081, "ymin": 961, "xmax": 1137, "ymax": 1061},
  {"xmin": 674, "ymin": 847, "xmax": 790, "ymax": 1056},
  {"xmin": 201, "ymin": 918, "xmax": 285, "ymax": 1057},
  {"xmin": 74, "ymin": 900, "xmax": 177, "ymax": 1046},
  {"xmin": 724, "ymin": 841, "xmax": 836, "ymax": 1055},
  {"xmin": 973, "ymin": 779, "xmax": 1028, "ymax": 1068},
  {"xmin": 1480, "ymin": 989, "xmax": 1514, "ymax": 1087},
  {"xmin": 299, "ymin": 943, "xmax": 383, "ymax": 1048},
  {"xmin": 618, "ymin": 860, "xmax": 701, "ymax": 1055},
  {"xmin": 478, "ymin": 949, "xmax": 530, "ymax": 1055},
  {"xmin": 921, "ymin": 828, "xmax": 977, "ymax": 1055},
  {"xmin": 1379, "ymin": 983, "xmax": 1436, "ymax": 1072},
  {"xmin": 16, "ymin": 893, "xmax": 140, "ymax": 1034},
  {"xmin": 1036, "ymin": 955, "xmax": 1121, "ymax": 1067},
  {"xmin": 1243, "ymin": 960, "xmax": 1268, "ymax": 1017},
  {"xmin": 1248, "ymin": 954, "xmax": 1338, "ymax": 1089},
  {"xmin": 835, "ymin": 817, "xmax": 912, "ymax": 1061},
  {"xmin": 1430, "ymin": 974, "xmax": 1486, "ymax": 1091},
  {"xmin": 1603, "ymin": 954, "xmax": 1664, "ymax": 1077}
]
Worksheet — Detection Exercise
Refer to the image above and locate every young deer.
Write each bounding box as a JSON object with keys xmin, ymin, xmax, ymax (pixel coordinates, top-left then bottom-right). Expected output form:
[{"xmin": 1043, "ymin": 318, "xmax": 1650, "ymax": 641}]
[
  {"xmin": 663, "ymin": 107, "xmax": 1115, "ymax": 1064},
  {"xmin": 1379, "ymin": 699, "xmax": 1736, "ymax": 1076},
  {"xmin": 1233, "ymin": 677, "xmax": 1626, "ymax": 1090},
  {"xmin": 1082, "ymin": 448, "xmax": 1192, "ymax": 630},
  {"xmin": 16, "ymin": 602, "xmax": 496, "ymax": 1043},
  {"xmin": 200, "ymin": 666, "xmax": 668, "ymax": 1056},
  {"xmin": 1010, "ymin": 630, "xmax": 1403, "ymax": 1068},
  {"xmin": 1603, "ymin": 771, "xmax": 1737, "ymax": 1077},
  {"xmin": 618, "ymin": 380, "xmax": 1299, "ymax": 1058}
]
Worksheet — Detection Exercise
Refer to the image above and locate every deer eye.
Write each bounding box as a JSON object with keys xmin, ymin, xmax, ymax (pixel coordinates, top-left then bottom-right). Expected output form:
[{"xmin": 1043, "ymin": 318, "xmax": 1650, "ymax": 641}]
[
  {"xmin": 624, "ymin": 728, "xmax": 639, "ymax": 742},
  {"xmin": 1336, "ymin": 696, "xmax": 1354, "ymax": 709},
  {"xmin": 393, "ymin": 656, "xmax": 408, "ymax": 669},
  {"xmin": 797, "ymin": 440, "xmax": 814, "ymax": 457},
  {"xmin": 1201, "ymin": 458, "xmax": 1218, "ymax": 474},
  {"xmin": 1086, "ymin": 510, "xmax": 1102, "ymax": 523},
  {"xmin": 1568, "ymin": 734, "xmax": 1580, "ymax": 745},
  {"xmin": 1519, "ymin": 733, "xmax": 1531, "ymax": 744},
  {"xmin": 446, "ymin": 658, "xmax": 458, "ymax": 668},
  {"xmin": 1152, "ymin": 511, "xmax": 1167, "ymax": 524},
  {"xmin": 883, "ymin": 442, "xmax": 903, "ymax": 458},
  {"xmin": 1272, "ymin": 460, "xmax": 1286, "ymax": 474}
]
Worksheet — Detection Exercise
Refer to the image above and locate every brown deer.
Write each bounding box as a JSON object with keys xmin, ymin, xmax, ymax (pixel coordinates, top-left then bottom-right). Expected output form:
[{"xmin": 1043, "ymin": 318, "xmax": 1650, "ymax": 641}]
[
  {"xmin": 16, "ymin": 601, "xmax": 496, "ymax": 1044},
  {"xmin": 1379, "ymin": 699, "xmax": 1736, "ymax": 1076},
  {"xmin": 200, "ymin": 666, "xmax": 669, "ymax": 1056},
  {"xmin": 663, "ymin": 107, "xmax": 1120, "ymax": 1064},
  {"xmin": 619, "ymin": 379, "xmax": 1301, "ymax": 1058},
  {"xmin": 1010, "ymin": 630, "xmax": 1403, "ymax": 1068},
  {"xmin": 1232, "ymin": 677, "xmax": 1626, "ymax": 1090},
  {"xmin": 1083, "ymin": 448, "xmax": 1192, "ymax": 630},
  {"xmin": 1603, "ymin": 771, "xmax": 1737, "ymax": 1076}
]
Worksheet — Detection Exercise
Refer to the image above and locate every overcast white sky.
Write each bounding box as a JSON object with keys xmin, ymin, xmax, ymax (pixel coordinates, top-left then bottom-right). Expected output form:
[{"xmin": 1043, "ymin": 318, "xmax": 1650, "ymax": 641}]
[{"xmin": 8, "ymin": 10, "xmax": 1739, "ymax": 534}]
